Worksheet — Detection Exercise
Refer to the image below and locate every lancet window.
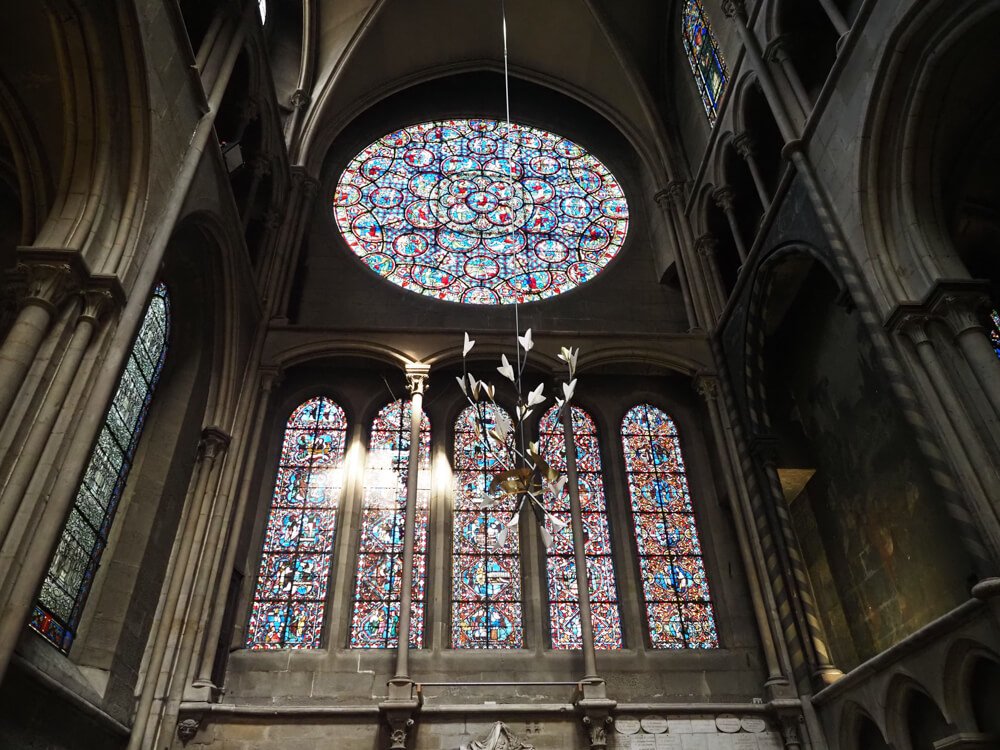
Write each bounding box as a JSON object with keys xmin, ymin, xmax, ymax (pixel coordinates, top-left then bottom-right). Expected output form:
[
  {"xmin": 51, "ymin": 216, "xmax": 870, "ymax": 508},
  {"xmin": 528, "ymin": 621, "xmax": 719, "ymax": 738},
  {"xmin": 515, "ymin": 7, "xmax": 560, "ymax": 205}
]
[
  {"xmin": 991, "ymin": 309, "xmax": 1000, "ymax": 358},
  {"xmin": 451, "ymin": 404, "xmax": 523, "ymax": 648},
  {"xmin": 31, "ymin": 283, "xmax": 171, "ymax": 652},
  {"xmin": 349, "ymin": 400, "xmax": 431, "ymax": 648},
  {"xmin": 622, "ymin": 404, "xmax": 719, "ymax": 648},
  {"xmin": 682, "ymin": 0, "xmax": 730, "ymax": 125},
  {"xmin": 246, "ymin": 397, "xmax": 347, "ymax": 649},
  {"xmin": 538, "ymin": 405, "xmax": 623, "ymax": 649}
]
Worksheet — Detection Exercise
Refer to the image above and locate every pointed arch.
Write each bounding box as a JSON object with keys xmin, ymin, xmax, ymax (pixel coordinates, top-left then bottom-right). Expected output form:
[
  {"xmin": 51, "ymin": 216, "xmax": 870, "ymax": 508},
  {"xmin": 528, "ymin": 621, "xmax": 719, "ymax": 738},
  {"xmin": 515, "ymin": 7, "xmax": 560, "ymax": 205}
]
[
  {"xmin": 621, "ymin": 404, "xmax": 718, "ymax": 648},
  {"xmin": 451, "ymin": 403, "xmax": 523, "ymax": 649},
  {"xmin": 31, "ymin": 283, "xmax": 171, "ymax": 651},
  {"xmin": 538, "ymin": 405, "xmax": 622, "ymax": 649},
  {"xmin": 246, "ymin": 397, "xmax": 347, "ymax": 650},
  {"xmin": 349, "ymin": 399, "xmax": 431, "ymax": 648},
  {"xmin": 682, "ymin": 0, "xmax": 730, "ymax": 126}
]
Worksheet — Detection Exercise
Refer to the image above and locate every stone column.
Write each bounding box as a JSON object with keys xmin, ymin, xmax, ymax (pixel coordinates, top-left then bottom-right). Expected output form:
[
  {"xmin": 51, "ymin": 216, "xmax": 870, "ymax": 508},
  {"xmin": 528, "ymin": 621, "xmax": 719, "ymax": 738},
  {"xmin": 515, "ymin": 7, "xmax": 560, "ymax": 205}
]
[
  {"xmin": 816, "ymin": 0, "xmax": 850, "ymax": 37},
  {"xmin": 663, "ymin": 181, "xmax": 715, "ymax": 330},
  {"xmin": 934, "ymin": 292, "xmax": 1000, "ymax": 424},
  {"xmin": 734, "ymin": 133, "xmax": 772, "ymax": 209},
  {"xmin": 712, "ymin": 186, "xmax": 749, "ymax": 263},
  {"xmin": 695, "ymin": 234, "xmax": 727, "ymax": 315},
  {"xmin": 0, "ymin": 261, "xmax": 77, "ymax": 430},
  {"xmin": 241, "ymin": 156, "xmax": 271, "ymax": 230},
  {"xmin": 653, "ymin": 189, "xmax": 699, "ymax": 331},
  {"xmin": 764, "ymin": 35, "xmax": 812, "ymax": 117},
  {"xmin": 0, "ymin": 289, "xmax": 113, "ymax": 550}
]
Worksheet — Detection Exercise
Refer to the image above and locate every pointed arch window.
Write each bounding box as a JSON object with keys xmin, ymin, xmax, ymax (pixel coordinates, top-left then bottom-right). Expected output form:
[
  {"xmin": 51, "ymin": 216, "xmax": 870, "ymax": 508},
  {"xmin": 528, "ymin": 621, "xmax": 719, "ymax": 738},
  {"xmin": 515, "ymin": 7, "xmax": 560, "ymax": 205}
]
[
  {"xmin": 990, "ymin": 310, "xmax": 1000, "ymax": 358},
  {"xmin": 31, "ymin": 283, "xmax": 171, "ymax": 652},
  {"xmin": 451, "ymin": 404, "xmax": 523, "ymax": 648},
  {"xmin": 246, "ymin": 397, "xmax": 347, "ymax": 650},
  {"xmin": 538, "ymin": 405, "xmax": 623, "ymax": 649},
  {"xmin": 682, "ymin": 0, "xmax": 730, "ymax": 126},
  {"xmin": 349, "ymin": 400, "xmax": 431, "ymax": 648},
  {"xmin": 622, "ymin": 404, "xmax": 719, "ymax": 648}
]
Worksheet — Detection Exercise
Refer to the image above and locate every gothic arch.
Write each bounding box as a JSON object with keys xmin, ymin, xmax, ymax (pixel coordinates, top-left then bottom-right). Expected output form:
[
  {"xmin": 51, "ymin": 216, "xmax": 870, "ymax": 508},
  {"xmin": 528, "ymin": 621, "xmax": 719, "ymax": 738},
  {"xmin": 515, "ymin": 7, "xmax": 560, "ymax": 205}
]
[{"xmin": 941, "ymin": 638, "xmax": 1000, "ymax": 733}]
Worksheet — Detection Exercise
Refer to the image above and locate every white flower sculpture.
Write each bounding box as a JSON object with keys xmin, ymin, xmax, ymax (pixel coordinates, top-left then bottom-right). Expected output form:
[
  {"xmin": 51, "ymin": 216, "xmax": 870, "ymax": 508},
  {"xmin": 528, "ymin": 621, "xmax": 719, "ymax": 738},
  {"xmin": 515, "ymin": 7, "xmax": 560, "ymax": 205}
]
[{"xmin": 457, "ymin": 329, "xmax": 580, "ymax": 549}]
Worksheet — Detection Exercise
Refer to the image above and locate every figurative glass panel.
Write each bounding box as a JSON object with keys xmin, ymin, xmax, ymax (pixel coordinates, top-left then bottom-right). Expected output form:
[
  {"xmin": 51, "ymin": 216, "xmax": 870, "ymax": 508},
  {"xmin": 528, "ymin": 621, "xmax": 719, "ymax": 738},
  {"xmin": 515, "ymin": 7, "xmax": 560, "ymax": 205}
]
[
  {"xmin": 350, "ymin": 400, "xmax": 431, "ymax": 648},
  {"xmin": 622, "ymin": 404, "xmax": 719, "ymax": 648},
  {"xmin": 333, "ymin": 119, "xmax": 629, "ymax": 305},
  {"xmin": 452, "ymin": 404, "xmax": 523, "ymax": 647},
  {"xmin": 682, "ymin": 0, "xmax": 729, "ymax": 125},
  {"xmin": 991, "ymin": 309, "xmax": 1000, "ymax": 359},
  {"xmin": 31, "ymin": 283, "xmax": 171, "ymax": 652},
  {"xmin": 246, "ymin": 397, "xmax": 347, "ymax": 649},
  {"xmin": 538, "ymin": 405, "xmax": 623, "ymax": 649}
]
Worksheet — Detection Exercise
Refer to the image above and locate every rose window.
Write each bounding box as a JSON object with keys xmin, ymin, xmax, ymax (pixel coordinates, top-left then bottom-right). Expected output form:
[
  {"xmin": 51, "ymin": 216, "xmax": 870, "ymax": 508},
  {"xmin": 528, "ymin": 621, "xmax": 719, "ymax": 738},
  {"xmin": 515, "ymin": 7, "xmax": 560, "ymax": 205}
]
[{"xmin": 332, "ymin": 119, "xmax": 629, "ymax": 305}]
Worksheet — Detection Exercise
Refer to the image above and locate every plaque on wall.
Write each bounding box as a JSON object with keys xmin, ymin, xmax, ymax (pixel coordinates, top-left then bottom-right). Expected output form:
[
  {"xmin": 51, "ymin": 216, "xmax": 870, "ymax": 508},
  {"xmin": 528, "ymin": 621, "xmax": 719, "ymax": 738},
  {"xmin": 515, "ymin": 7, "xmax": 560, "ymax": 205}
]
[
  {"xmin": 641, "ymin": 716, "xmax": 668, "ymax": 734},
  {"xmin": 740, "ymin": 717, "xmax": 766, "ymax": 734},
  {"xmin": 632, "ymin": 736, "xmax": 658, "ymax": 750},
  {"xmin": 655, "ymin": 736, "xmax": 683, "ymax": 750},
  {"xmin": 732, "ymin": 736, "xmax": 757, "ymax": 750},
  {"xmin": 715, "ymin": 715, "xmax": 741, "ymax": 733},
  {"xmin": 616, "ymin": 718, "xmax": 641, "ymax": 735}
]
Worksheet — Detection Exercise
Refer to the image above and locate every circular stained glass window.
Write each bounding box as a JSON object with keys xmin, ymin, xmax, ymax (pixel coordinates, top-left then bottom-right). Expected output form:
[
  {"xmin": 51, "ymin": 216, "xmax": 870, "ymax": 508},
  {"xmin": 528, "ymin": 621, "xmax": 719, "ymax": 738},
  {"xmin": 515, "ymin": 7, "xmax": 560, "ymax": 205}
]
[{"xmin": 332, "ymin": 119, "xmax": 629, "ymax": 304}]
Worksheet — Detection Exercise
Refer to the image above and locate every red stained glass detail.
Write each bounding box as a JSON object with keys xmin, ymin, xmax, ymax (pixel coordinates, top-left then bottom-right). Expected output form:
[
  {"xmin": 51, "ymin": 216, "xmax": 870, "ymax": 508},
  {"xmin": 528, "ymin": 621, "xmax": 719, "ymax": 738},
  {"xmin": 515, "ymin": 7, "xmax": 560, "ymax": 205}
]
[{"xmin": 623, "ymin": 404, "xmax": 718, "ymax": 649}]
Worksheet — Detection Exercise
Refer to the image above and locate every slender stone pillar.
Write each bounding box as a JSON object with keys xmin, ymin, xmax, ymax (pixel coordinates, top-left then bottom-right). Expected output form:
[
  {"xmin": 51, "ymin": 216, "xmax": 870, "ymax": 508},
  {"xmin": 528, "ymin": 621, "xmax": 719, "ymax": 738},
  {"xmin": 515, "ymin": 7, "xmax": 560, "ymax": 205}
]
[
  {"xmin": 816, "ymin": 0, "xmax": 850, "ymax": 37},
  {"xmin": 712, "ymin": 187, "xmax": 749, "ymax": 263},
  {"xmin": 380, "ymin": 363, "xmax": 429, "ymax": 750},
  {"xmin": 695, "ymin": 234, "xmax": 727, "ymax": 315},
  {"xmin": 662, "ymin": 181, "xmax": 714, "ymax": 330},
  {"xmin": 0, "ymin": 289, "xmax": 113, "ymax": 550},
  {"xmin": 0, "ymin": 262, "xmax": 77, "ymax": 430},
  {"xmin": 734, "ymin": 133, "xmax": 772, "ymax": 208},
  {"xmin": 764, "ymin": 35, "xmax": 812, "ymax": 117},
  {"xmin": 653, "ymin": 190, "xmax": 699, "ymax": 331},
  {"xmin": 241, "ymin": 156, "xmax": 271, "ymax": 230},
  {"xmin": 936, "ymin": 293, "xmax": 1000, "ymax": 423}
]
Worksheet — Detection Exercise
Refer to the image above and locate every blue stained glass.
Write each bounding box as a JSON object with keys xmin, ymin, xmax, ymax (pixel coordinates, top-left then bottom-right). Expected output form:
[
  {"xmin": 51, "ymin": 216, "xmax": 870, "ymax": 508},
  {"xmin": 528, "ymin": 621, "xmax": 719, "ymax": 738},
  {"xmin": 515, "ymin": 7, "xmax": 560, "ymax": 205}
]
[
  {"xmin": 622, "ymin": 404, "xmax": 719, "ymax": 649},
  {"xmin": 333, "ymin": 119, "xmax": 629, "ymax": 305},
  {"xmin": 682, "ymin": 0, "xmax": 730, "ymax": 126},
  {"xmin": 31, "ymin": 283, "xmax": 171, "ymax": 652},
  {"xmin": 991, "ymin": 309, "xmax": 1000, "ymax": 358},
  {"xmin": 538, "ymin": 405, "xmax": 623, "ymax": 649},
  {"xmin": 246, "ymin": 397, "xmax": 348, "ymax": 650},
  {"xmin": 451, "ymin": 404, "xmax": 524, "ymax": 648},
  {"xmin": 349, "ymin": 400, "xmax": 431, "ymax": 648}
]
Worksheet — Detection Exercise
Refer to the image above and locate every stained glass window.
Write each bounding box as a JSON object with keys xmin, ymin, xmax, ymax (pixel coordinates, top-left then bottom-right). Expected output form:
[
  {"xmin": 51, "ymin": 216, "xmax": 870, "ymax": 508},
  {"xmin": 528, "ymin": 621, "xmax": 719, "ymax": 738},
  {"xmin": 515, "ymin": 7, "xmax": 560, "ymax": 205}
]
[
  {"xmin": 31, "ymin": 283, "xmax": 171, "ymax": 652},
  {"xmin": 682, "ymin": 0, "xmax": 729, "ymax": 126},
  {"xmin": 258, "ymin": 0, "xmax": 266, "ymax": 23},
  {"xmin": 622, "ymin": 404, "xmax": 719, "ymax": 648},
  {"xmin": 991, "ymin": 309, "xmax": 1000, "ymax": 358},
  {"xmin": 246, "ymin": 397, "xmax": 347, "ymax": 650},
  {"xmin": 349, "ymin": 400, "xmax": 431, "ymax": 648},
  {"xmin": 333, "ymin": 118, "xmax": 629, "ymax": 305},
  {"xmin": 452, "ymin": 404, "xmax": 523, "ymax": 648},
  {"xmin": 538, "ymin": 405, "xmax": 623, "ymax": 649}
]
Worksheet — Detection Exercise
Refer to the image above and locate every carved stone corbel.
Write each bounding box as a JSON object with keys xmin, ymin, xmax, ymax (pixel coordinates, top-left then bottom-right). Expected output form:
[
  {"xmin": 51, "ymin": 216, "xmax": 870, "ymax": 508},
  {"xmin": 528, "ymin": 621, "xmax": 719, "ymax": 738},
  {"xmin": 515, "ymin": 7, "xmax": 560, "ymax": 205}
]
[{"xmin": 176, "ymin": 717, "xmax": 201, "ymax": 744}]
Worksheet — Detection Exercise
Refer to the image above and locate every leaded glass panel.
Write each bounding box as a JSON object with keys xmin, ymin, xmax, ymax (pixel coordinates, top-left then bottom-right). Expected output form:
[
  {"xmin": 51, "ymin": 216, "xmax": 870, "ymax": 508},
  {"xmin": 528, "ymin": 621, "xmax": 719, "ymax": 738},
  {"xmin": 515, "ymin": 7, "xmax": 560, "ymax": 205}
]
[
  {"xmin": 246, "ymin": 397, "xmax": 347, "ymax": 649},
  {"xmin": 451, "ymin": 404, "xmax": 523, "ymax": 648},
  {"xmin": 349, "ymin": 400, "xmax": 431, "ymax": 648},
  {"xmin": 538, "ymin": 405, "xmax": 622, "ymax": 649},
  {"xmin": 682, "ymin": 0, "xmax": 729, "ymax": 126},
  {"xmin": 622, "ymin": 404, "xmax": 718, "ymax": 649},
  {"xmin": 31, "ymin": 283, "xmax": 171, "ymax": 652}
]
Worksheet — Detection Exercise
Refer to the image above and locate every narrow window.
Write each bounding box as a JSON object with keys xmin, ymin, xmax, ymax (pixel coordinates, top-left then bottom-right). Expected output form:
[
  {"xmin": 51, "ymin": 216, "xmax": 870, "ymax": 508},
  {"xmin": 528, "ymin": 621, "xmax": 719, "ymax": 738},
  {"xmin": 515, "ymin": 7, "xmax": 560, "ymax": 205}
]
[
  {"xmin": 538, "ymin": 405, "xmax": 623, "ymax": 649},
  {"xmin": 682, "ymin": 0, "xmax": 730, "ymax": 125},
  {"xmin": 350, "ymin": 399, "xmax": 430, "ymax": 648},
  {"xmin": 991, "ymin": 309, "xmax": 1000, "ymax": 358},
  {"xmin": 31, "ymin": 283, "xmax": 171, "ymax": 651},
  {"xmin": 622, "ymin": 404, "xmax": 718, "ymax": 648},
  {"xmin": 451, "ymin": 404, "xmax": 523, "ymax": 648},
  {"xmin": 246, "ymin": 397, "xmax": 347, "ymax": 649}
]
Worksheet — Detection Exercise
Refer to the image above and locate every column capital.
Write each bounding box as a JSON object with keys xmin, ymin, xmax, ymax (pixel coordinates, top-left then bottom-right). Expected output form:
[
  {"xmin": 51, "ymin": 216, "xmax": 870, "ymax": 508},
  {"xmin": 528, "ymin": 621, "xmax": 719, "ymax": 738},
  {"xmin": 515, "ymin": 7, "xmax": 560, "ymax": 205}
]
[
  {"xmin": 712, "ymin": 185, "xmax": 737, "ymax": 213},
  {"xmin": 78, "ymin": 289, "xmax": 115, "ymax": 326},
  {"xmin": 764, "ymin": 34, "xmax": 792, "ymax": 64},
  {"xmin": 405, "ymin": 362, "xmax": 430, "ymax": 396},
  {"xmin": 695, "ymin": 233, "xmax": 720, "ymax": 258},
  {"xmin": 733, "ymin": 132, "xmax": 757, "ymax": 160},
  {"xmin": 895, "ymin": 312, "xmax": 935, "ymax": 347},
  {"xmin": 258, "ymin": 365, "xmax": 284, "ymax": 393},
  {"xmin": 17, "ymin": 261, "xmax": 79, "ymax": 315},
  {"xmin": 198, "ymin": 426, "xmax": 232, "ymax": 463},
  {"xmin": 656, "ymin": 180, "xmax": 688, "ymax": 207},
  {"xmin": 694, "ymin": 372, "xmax": 721, "ymax": 402},
  {"xmin": 932, "ymin": 291, "xmax": 991, "ymax": 338},
  {"xmin": 722, "ymin": 0, "xmax": 746, "ymax": 20}
]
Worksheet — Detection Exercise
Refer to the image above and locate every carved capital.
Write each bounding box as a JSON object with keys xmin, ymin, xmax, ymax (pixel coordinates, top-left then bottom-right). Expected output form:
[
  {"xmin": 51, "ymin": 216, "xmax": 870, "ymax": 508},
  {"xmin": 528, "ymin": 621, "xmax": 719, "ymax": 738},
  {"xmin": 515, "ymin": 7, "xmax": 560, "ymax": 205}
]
[
  {"xmin": 405, "ymin": 363, "xmax": 430, "ymax": 396},
  {"xmin": 934, "ymin": 292, "xmax": 991, "ymax": 338},
  {"xmin": 581, "ymin": 716, "xmax": 614, "ymax": 749},
  {"xmin": 694, "ymin": 373, "xmax": 721, "ymax": 402},
  {"xmin": 712, "ymin": 186, "xmax": 737, "ymax": 213},
  {"xmin": 765, "ymin": 35, "xmax": 792, "ymax": 64},
  {"xmin": 695, "ymin": 233, "xmax": 720, "ymax": 259},
  {"xmin": 176, "ymin": 717, "xmax": 201, "ymax": 744},
  {"xmin": 302, "ymin": 176, "xmax": 322, "ymax": 201},
  {"xmin": 896, "ymin": 312, "xmax": 935, "ymax": 347},
  {"xmin": 289, "ymin": 88, "xmax": 311, "ymax": 109},
  {"xmin": 18, "ymin": 262, "xmax": 78, "ymax": 314},
  {"xmin": 779, "ymin": 712, "xmax": 804, "ymax": 750},
  {"xmin": 722, "ymin": 0, "xmax": 746, "ymax": 20},
  {"xmin": 259, "ymin": 366, "xmax": 284, "ymax": 394},
  {"xmin": 734, "ymin": 132, "xmax": 757, "ymax": 160},
  {"xmin": 198, "ymin": 426, "xmax": 232, "ymax": 463},
  {"xmin": 78, "ymin": 289, "xmax": 114, "ymax": 326}
]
